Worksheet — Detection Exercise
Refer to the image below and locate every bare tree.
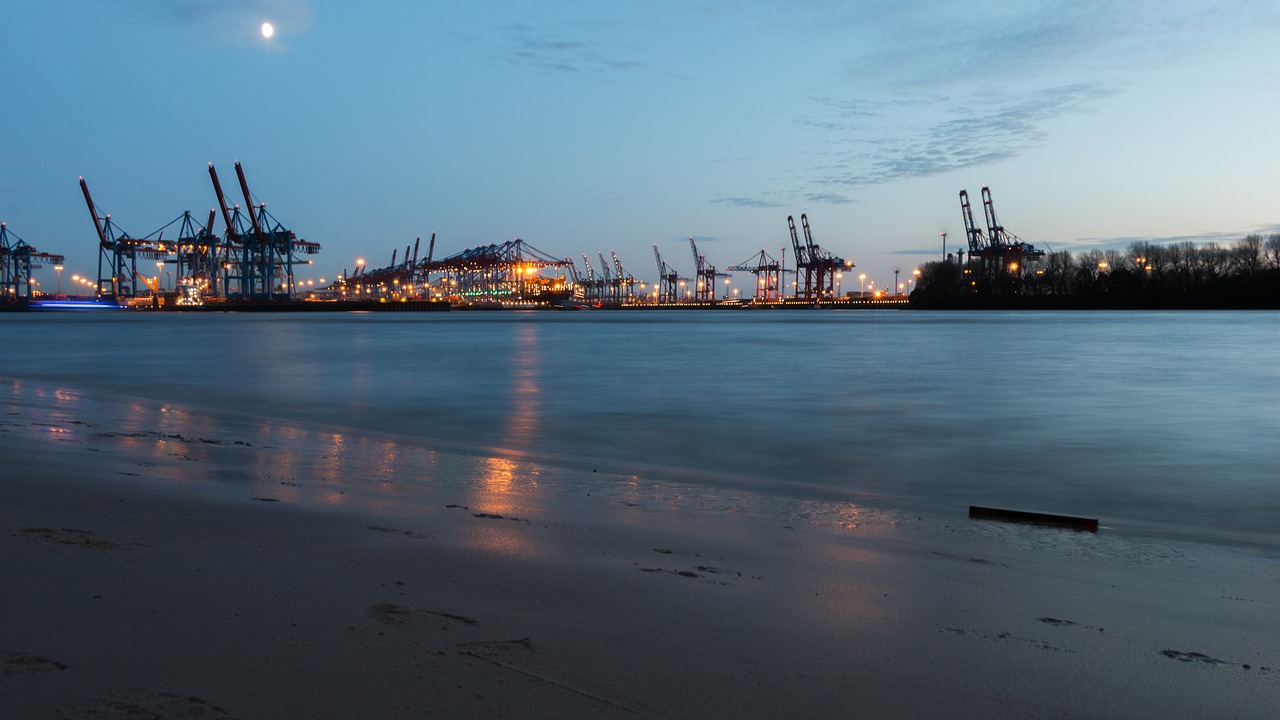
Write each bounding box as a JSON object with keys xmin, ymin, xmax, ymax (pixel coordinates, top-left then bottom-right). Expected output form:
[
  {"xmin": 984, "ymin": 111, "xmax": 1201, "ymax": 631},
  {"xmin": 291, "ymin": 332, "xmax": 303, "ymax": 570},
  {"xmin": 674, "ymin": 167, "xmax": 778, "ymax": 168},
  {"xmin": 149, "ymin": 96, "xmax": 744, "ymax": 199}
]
[
  {"xmin": 1043, "ymin": 250, "xmax": 1074, "ymax": 294},
  {"xmin": 1232, "ymin": 235, "xmax": 1263, "ymax": 277},
  {"xmin": 1265, "ymin": 234, "xmax": 1280, "ymax": 270},
  {"xmin": 1128, "ymin": 241, "xmax": 1155, "ymax": 271}
]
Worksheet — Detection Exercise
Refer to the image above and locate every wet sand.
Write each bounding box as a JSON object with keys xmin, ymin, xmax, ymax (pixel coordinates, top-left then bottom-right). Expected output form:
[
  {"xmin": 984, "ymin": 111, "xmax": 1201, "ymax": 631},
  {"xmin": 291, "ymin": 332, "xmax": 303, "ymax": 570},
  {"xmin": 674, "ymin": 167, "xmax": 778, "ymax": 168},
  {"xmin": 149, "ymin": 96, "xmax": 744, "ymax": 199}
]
[{"xmin": 2, "ymin": 380, "xmax": 1278, "ymax": 718}]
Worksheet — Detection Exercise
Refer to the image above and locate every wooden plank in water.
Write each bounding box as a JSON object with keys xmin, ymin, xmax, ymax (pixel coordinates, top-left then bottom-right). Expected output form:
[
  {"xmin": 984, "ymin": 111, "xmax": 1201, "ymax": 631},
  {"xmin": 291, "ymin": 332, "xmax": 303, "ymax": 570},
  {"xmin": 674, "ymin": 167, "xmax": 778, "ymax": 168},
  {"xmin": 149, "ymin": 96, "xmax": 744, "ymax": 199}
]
[{"xmin": 968, "ymin": 505, "xmax": 1099, "ymax": 532}]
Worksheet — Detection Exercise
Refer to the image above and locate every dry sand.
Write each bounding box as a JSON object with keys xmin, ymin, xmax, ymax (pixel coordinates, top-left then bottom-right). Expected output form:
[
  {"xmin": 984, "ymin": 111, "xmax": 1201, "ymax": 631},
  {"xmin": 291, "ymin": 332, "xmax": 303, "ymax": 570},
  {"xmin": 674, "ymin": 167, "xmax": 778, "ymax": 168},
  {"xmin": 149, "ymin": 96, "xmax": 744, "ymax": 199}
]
[{"xmin": 2, "ymin": 380, "xmax": 1278, "ymax": 719}]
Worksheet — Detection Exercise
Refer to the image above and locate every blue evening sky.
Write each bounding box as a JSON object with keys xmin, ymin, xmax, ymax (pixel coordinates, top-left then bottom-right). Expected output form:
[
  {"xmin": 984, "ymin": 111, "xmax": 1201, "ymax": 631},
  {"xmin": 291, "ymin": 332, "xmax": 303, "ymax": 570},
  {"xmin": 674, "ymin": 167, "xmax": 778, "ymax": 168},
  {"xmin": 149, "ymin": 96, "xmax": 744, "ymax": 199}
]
[{"xmin": 4, "ymin": 1, "xmax": 1278, "ymax": 290}]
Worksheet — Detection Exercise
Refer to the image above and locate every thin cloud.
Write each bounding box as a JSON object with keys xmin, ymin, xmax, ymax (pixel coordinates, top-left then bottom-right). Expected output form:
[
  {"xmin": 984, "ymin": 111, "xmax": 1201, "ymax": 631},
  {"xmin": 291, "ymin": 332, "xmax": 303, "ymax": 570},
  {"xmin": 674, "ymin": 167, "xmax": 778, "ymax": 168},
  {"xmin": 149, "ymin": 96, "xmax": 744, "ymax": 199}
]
[
  {"xmin": 804, "ymin": 192, "xmax": 855, "ymax": 205},
  {"xmin": 809, "ymin": 82, "xmax": 1117, "ymax": 188},
  {"xmin": 712, "ymin": 197, "xmax": 786, "ymax": 208},
  {"xmin": 504, "ymin": 23, "xmax": 643, "ymax": 74}
]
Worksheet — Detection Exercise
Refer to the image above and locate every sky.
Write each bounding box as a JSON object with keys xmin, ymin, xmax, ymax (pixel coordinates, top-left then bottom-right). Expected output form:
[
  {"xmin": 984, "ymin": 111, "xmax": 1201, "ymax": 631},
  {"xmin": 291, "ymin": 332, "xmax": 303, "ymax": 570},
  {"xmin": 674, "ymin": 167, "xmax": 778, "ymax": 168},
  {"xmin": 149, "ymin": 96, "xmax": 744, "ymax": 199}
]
[{"xmin": 4, "ymin": 0, "xmax": 1279, "ymax": 293}]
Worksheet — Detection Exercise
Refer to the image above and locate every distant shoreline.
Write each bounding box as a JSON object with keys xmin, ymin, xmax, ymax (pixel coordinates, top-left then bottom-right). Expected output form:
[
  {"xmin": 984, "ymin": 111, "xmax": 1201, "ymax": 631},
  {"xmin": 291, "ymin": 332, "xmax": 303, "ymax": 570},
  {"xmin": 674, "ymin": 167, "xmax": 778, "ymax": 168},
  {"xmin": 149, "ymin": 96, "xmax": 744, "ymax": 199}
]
[{"xmin": 7, "ymin": 295, "xmax": 1280, "ymax": 312}]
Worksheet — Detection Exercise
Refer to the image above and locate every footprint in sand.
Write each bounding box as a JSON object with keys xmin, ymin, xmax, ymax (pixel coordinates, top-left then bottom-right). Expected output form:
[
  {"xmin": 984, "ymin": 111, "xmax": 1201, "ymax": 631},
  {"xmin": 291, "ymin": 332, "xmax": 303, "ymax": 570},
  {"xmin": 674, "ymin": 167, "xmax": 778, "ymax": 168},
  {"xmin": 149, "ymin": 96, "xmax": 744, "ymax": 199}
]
[
  {"xmin": 455, "ymin": 637, "xmax": 534, "ymax": 659},
  {"xmin": 59, "ymin": 689, "xmax": 235, "ymax": 719},
  {"xmin": 17, "ymin": 527, "xmax": 121, "ymax": 551},
  {"xmin": 1160, "ymin": 649, "xmax": 1230, "ymax": 665},
  {"xmin": 363, "ymin": 603, "xmax": 480, "ymax": 629},
  {"xmin": 1, "ymin": 652, "xmax": 68, "ymax": 679}
]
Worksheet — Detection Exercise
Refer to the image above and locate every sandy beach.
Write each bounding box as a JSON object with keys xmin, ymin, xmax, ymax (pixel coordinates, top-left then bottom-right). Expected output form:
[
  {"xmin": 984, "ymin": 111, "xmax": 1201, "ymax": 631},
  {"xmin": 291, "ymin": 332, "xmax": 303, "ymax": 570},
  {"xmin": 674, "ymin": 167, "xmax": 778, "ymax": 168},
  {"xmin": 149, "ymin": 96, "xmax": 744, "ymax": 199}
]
[{"xmin": 2, "ymin": 379, "xmax": 1277, "ymax": 719}]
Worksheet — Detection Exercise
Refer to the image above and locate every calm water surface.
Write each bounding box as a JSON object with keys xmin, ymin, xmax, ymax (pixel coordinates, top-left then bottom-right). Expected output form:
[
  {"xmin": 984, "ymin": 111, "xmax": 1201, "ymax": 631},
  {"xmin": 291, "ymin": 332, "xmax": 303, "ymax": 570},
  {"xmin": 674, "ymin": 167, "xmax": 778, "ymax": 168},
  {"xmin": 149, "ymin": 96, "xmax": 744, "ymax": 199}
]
[{"xmin": 3, "ymin": 310, "xmax": 1278, "ymax": 544}]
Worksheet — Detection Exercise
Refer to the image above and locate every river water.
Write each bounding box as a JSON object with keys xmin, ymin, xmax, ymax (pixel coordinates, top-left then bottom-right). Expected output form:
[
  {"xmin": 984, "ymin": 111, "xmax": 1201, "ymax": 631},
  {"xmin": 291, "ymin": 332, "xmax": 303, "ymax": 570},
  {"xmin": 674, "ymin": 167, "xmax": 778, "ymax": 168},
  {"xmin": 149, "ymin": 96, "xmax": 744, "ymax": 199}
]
[{"xmin": 3, "ymin": 309, "xmax": 1277, "ymax": 547}]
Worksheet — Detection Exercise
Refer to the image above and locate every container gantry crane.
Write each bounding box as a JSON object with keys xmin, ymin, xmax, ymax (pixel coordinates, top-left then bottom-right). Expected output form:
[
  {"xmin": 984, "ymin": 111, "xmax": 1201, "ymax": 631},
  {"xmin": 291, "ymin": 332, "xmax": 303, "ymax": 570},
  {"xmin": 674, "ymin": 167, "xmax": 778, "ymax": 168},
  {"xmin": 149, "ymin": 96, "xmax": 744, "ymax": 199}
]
[
  {"xmin": 579, "ymin": 253, "xmax": 603, "ymax": 303},
  {"xmin": 208, "ymin": 161, "xmax": 320, "ymax": 300},
  {"xmin": 960, "ymin": 189, "xmax": 987, "ymax": 257},
  {"xmin": 689, "ymin": 237, "xmax": 724, "ymax": 303},
  {"xmin": 787, "ymin": 214, "xmax": 853, "ymax": 302},
  {"xmin": 80, "ymin": 177, "xmax": 165, "ymax": 299},
  {"xmin": 652, "ymin": 244, "xmax": 688, "ymax": 304},
  {"xmin": 128, "ymin": 210, "xmax": 222, "ymax": 299},
  {"xmin": 598, "ymin": 252, "xmax": 621, "ymax": 304},
  {"xmin": 208, "ymin": 163, "xmax": 246, "ymax": 297},
  {"xmin": 611, "ymin": 251, "xmax": 638, "ymax": 303},
  {"xmin": 726, "ymin": 249, "xmax": 787, "ymax": 302},
  {"xmin": 179, "ymin": 209, "xmax": 221, "ymax": 296},
  {"xmin": 959, "ymin": 187, "xmax": 1045, "ymax": 283},
  {"xmin": 0, "ymin": 223, "xmax": 64, "ymax": 301},
  {"xmin": 235, "ymin": 161, "xmax": 319, "ymax": 299}
]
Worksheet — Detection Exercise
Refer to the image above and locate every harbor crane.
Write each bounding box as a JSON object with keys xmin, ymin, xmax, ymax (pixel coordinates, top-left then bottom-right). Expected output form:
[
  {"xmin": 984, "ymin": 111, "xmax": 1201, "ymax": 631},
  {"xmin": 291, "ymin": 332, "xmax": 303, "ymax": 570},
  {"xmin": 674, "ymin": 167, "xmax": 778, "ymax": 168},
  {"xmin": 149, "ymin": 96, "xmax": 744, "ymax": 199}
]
[
  {"xmin": 209, "ymin": 162, "xmax": 319, "ymax": 299},
  {"xmin": 129, "ymin": 210, "xmax": 222, "ymax": 298},
  {"xmin": 959, "ymin": 187, "xmax": 1045, "ymax": 283},
  {"xmin": 80, "ymin": 177, "xmax": 166, "ymax": 299},
  {"xmin": 598, "ymin": 252, "xmax": 621, "ymax": 304},
  {"xmin": 787, "ymin": 214, "xmax": 853, "ymax": 302},
  {"xmin": 579, "ymin": 253, "xmax": 603, "ymax": 303},
  {"xmin": 689, "ymin": 237, "xmax": 725, "ymax": 303},
  {"xmin": 652, "ymin": 244, "xmax": 689, "ymax": 304},
  {"xmin": 960, "ymin": 189, "xmax": 986, "ymax": 256},
  {"xmin": 611, "ymin": 251, "xmax": 638, "ymax": 303},
  {"xmin": 726, "ymin": 249, "xmax": 788, "ymax": 302},
  {"xmin": 1, "ymin": 223, "xmax": 64, "ymax": 301}
]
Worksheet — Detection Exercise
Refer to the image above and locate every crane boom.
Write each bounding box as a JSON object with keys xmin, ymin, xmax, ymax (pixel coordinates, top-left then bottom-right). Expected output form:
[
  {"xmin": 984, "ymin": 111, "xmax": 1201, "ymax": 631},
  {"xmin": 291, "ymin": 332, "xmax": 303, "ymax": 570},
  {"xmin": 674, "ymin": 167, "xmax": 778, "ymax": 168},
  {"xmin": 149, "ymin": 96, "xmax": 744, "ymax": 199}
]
[
  {"xmin": 78, "ymin": 177, "xmax": 110, "ymax": 248},
  {"xmin": 959, "ymin": 190, "xmax": 985, "ymax": 252},
  {"xmin": 689, "ymin": 236, "xmax": 703, "ymax": 273},
  {"xmin": 981, "ymin": 186, "xmax": 1003, "ymax": 247},
  {"xmin": 787, "ymin": 215, "xmax": 806, "ymax": 265},
  {"xmin": 233, "ymin": 161, "xmax": 267, "ymax": 243},
  {"xmin": 208, "ymin": 164, "xmax": 240, "ymax": 243},
  {"xmin": 801, "ymin": 214, "xmax": 817, "ymax": 253}
]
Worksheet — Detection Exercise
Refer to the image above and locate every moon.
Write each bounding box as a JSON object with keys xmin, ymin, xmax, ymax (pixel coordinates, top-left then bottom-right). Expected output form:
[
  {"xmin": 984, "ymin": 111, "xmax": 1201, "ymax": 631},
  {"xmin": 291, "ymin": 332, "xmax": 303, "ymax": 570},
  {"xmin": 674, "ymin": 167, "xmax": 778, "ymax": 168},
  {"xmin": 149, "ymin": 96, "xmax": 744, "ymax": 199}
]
[{"xmin": 261, "ymin": 22, "xmax": 275, "ymax": 39}]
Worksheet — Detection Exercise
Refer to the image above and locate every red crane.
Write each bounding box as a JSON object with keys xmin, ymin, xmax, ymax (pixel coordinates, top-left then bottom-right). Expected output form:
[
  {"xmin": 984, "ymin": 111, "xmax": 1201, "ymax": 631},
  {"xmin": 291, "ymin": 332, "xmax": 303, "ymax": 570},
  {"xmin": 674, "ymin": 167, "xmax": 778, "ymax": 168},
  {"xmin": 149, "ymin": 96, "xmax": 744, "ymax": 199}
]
[
  {"xmin": 689, "ymin": 237, "xmax": 724, "ymax": 302},
  {"xmin": 787, "ymin": 214, "xmax": 852, "ymax": 301}
]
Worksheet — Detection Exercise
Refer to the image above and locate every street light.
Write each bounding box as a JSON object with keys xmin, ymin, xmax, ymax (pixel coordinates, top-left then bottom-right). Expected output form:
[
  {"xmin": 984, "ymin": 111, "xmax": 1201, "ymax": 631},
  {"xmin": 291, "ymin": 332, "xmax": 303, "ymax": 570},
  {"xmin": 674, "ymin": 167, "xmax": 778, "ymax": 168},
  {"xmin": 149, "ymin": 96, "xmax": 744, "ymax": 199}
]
[
  {"xmin": 54, "ymin": 265, "xmax": 63, "ymax": 295},
  {"xmin": 858, "ymin": 273, "xmax": 866, "ymax": 295}
]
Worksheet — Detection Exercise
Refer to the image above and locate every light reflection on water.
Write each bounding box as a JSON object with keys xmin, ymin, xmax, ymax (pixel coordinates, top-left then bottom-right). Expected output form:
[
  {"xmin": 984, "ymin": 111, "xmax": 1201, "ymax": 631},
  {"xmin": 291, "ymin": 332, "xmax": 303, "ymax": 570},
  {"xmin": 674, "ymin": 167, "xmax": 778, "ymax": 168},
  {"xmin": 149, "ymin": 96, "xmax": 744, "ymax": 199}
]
[{"xmin": 1, "ymin": 310, "xmax": 1278, "ymax": 544}]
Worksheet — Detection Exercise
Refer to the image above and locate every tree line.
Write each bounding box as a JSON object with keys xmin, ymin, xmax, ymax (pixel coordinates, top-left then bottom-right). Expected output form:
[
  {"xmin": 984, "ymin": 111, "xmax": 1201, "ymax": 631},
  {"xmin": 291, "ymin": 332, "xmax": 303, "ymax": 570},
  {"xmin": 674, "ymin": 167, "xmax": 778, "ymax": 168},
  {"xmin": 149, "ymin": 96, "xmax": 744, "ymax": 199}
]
[{"xmin": 911, "ymin": 234, "xmax": 1280, "ymax": 308}]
